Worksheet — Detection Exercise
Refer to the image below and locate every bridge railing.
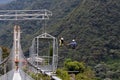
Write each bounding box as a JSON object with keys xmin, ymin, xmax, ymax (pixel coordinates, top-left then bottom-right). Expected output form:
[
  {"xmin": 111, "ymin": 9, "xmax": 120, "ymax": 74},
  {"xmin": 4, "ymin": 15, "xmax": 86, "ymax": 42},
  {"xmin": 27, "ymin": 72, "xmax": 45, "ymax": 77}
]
[
  {"xmin": 19, "ymin": 69, "xmax": 35, "ymax": 80},
  {"xmin": 0, "ymin": 69, "xmax": 14, "ymax": 80}
]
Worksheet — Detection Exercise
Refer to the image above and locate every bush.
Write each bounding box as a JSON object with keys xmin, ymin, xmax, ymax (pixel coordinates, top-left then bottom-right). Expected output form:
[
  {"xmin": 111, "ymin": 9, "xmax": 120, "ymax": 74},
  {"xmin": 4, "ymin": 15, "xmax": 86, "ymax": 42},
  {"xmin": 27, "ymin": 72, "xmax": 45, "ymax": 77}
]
[
  {"xmin": 56, "ymin": 69, "xmax": 70, "ymax": 80},
  {"xmin": 64, "ymin": 59, "xmax": 85, "ymax": 73}
]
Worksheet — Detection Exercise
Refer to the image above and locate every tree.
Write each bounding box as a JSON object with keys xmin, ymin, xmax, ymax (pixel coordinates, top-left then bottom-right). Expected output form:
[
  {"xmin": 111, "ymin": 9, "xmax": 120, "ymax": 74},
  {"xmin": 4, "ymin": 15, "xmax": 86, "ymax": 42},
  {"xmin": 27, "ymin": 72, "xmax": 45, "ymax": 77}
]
[
  {"xmin": 64, "ymin": 60, "xmax": 85, "ymax": 73},
  {"xmin": 56, "ymin": 69, "xmax": 70, "ymax": 80},
  {"xmin": 76, "ymin": 67, "xmax": 97, "ymax": 80},
  {"xmin": 1, "ymin": 46, "xmax": 10, "ymax": 59}
]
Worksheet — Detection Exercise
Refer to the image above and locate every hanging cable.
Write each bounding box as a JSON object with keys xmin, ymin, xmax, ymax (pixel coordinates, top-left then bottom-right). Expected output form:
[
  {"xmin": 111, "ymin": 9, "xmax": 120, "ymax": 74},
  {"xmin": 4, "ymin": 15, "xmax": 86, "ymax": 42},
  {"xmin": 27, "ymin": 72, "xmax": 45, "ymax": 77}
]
[{"xmin": 43, "ymin": 19, "xmax": 47, "ymax": 33}]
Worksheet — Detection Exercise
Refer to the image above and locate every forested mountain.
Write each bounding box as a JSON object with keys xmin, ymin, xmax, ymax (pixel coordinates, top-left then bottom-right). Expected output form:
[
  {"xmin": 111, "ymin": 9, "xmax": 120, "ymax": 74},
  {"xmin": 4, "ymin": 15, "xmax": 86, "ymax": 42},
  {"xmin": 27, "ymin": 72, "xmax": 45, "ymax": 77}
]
[
  {"xmin": 0, "ymin": 0, "xmax": 81, "ymax": 48},
  {"xmin": 51, "ymin": 0, "xmax": 120, "ymax": 79},
  {"xmin": 0, "ymin": 0, "xmax": 120, "ymax": 80},
  {"xmin": 52, "ymin": 0, "xmax": 120, "ymax": 62}
]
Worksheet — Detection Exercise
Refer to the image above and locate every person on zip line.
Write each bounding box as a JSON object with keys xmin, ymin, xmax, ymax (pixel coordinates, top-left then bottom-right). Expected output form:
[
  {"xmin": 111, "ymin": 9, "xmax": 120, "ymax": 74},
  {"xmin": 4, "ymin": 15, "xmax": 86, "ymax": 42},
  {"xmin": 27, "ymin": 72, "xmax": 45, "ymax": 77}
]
[
  {"xmin": 68, "ymin": 39, "xmax": 77, "ymax": 49},
  {"xmin": 59, "ymin": 37, "xmax": 64, "ymax": 47}
]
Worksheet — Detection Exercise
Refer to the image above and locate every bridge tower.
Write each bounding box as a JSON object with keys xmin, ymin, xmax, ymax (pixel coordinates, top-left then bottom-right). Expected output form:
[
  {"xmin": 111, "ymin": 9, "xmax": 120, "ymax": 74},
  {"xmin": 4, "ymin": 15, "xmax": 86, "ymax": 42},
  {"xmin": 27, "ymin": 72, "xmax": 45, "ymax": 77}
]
[{"xmin": 13, "ymin": 25, "xmax": 21, "ymax": 70}]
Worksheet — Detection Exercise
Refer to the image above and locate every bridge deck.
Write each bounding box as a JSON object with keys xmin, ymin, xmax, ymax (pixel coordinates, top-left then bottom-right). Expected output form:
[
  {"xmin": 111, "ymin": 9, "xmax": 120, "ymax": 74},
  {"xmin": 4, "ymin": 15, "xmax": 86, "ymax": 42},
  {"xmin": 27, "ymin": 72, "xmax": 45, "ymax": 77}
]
[{"xmin": 13, "ymin": 70, "xmax": 21, "ymax": 80}]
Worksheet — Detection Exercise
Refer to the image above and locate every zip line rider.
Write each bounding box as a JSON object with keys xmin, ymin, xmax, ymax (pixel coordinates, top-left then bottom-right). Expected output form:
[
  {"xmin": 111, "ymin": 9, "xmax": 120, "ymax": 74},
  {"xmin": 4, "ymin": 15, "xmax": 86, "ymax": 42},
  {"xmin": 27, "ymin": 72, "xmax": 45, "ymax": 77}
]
[
  {"xmin": 68, "ymin": 39, "xmax": 77, "ymax": 49},
  {"xmin": 59, "ymin": 37, "xmax": 64, "ymax": 47}
]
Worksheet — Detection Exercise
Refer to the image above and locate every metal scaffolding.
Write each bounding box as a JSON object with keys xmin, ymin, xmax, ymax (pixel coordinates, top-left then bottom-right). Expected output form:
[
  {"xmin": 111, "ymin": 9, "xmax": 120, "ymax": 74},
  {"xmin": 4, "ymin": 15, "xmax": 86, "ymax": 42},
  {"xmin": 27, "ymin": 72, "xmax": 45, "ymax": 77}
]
[
  {"xmin": 0, "ymin": 10, "xmax": 52, "ymax": 20},
  {"xmin": 30, "ymin": 33, "xmax": 58, "ymax": 72}
]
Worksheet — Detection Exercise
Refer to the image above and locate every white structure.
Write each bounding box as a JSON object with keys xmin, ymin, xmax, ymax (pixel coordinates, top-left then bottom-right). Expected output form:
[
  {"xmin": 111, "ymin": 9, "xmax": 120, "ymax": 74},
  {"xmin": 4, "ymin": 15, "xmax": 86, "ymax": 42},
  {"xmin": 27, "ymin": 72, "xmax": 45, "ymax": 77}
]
[
  {"xmin": 14, "ymin": 25, "xmax": 20, "ymax": 64},
  {"xmin": 27, "ymin": 56, "xmax": 45, "ymax": 65},
  {"xmin": 0, "ymin": 10, "xmax": 52, "ymax": 20},
  {"xmin": 30, "ymin": 33, "xmax": 58, "ymax": 72}
]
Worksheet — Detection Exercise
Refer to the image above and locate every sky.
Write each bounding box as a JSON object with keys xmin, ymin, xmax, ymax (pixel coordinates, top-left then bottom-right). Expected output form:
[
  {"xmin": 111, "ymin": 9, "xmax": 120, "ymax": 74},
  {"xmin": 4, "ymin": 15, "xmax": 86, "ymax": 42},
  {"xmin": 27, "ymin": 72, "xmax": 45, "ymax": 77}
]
[{"xmin": 0, "ymin": 0, "xmax": 13, "ymax": 4}]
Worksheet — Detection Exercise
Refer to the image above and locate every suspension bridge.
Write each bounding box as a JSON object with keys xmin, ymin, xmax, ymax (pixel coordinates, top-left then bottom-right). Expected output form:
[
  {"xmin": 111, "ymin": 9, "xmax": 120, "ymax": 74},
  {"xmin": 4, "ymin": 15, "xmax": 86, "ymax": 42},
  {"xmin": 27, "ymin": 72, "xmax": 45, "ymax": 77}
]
[{"xmin": 0, "ymin": 10, "xmax": 61, "ymax": 80}]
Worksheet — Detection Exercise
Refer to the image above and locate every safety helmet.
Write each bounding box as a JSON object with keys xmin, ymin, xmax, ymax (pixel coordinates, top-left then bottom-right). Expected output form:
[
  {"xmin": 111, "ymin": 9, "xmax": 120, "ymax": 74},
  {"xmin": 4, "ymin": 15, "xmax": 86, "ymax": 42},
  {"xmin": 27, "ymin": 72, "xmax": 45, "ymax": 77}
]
[
  {"xmin": 61, "ymin": 37, "xmax": 64, "ymax": 40},
  {"xmin": 72, "ymin": 39, "xmax": 75, "ymax": 41}
]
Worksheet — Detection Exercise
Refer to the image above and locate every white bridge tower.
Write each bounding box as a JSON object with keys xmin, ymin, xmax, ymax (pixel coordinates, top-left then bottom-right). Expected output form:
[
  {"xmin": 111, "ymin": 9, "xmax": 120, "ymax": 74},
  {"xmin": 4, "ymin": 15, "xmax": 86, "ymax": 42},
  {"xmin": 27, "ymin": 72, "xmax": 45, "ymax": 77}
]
[{"xmin": 13, "ymin": 25, "xmax": 21, "ymax": 70}]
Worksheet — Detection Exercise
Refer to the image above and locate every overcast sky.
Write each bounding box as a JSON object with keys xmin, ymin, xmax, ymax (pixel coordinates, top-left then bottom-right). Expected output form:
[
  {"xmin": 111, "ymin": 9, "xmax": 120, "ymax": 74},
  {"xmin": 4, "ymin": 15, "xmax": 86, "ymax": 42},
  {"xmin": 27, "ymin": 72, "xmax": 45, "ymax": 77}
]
[{"xmin": 0, "ymin": 0, "xmax": 13, "ymax": 4}]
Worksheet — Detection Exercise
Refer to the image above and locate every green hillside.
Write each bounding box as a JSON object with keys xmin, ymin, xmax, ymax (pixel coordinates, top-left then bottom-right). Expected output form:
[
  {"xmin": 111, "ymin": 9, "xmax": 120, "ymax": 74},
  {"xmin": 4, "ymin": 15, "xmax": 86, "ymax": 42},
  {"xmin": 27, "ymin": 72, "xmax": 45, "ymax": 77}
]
[
  {"xmin": 50, "ymin": 0, "xmax": 120, "ymax": 79},
  {"xmin": 51, "ymin": 0, "xmax": 120, "ymax": 62},
  {"xmin": 0, "ymin": 0, "xmax": 81, "ymax": 48},
  {"xmin": 0, "ymin": 0, "xmax": 120, "ymax": 80}
]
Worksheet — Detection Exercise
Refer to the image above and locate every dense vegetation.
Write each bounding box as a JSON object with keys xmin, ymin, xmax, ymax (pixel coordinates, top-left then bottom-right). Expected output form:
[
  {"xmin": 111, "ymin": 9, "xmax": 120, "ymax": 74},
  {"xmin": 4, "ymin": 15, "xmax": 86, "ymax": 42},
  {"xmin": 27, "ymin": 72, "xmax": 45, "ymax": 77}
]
[
  {"xmin": 53, "ymin": 0, "xmax": 120, "ymax": 79},
  {"xmin": 0, "ymin": 0, "xmax": 119, "ymax": 80},
  {"xmin": 1, "ymin": 46, "xmax": 10, "ymax": 59},
  {"xmin": 56, "ymin": 59, "xmax": 97, "ymax": 80}
]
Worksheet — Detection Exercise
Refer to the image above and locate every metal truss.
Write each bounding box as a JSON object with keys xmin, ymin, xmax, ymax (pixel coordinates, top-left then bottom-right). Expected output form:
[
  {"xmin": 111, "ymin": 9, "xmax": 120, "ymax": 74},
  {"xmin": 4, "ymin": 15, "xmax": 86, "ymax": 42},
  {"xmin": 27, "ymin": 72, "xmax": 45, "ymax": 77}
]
[
  {"xmin": 30, "ymin": 33, "xmax": 58, "ymax": 72},
  {"xmin": 0, "ymin": 9, "xmax": 52, "ymax": 20}
]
